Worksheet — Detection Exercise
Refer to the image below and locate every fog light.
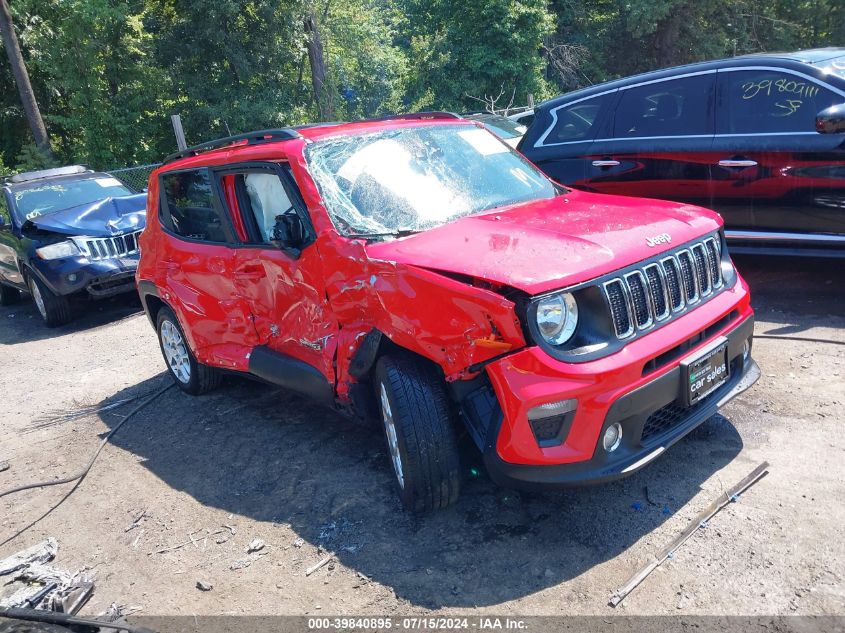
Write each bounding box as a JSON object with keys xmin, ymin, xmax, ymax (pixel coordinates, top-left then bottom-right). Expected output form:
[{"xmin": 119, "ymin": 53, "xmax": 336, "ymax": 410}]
[
  {"xmin": 742, "ymin": 338, "xmax": 751, "ymax": 361},
  {"xmin": 67, "ymin": 273, "xmax": 78, "ymax": 283},
  {"xmin": 603, "ymin": 423, "xmax": 623, "ymax": 452}
]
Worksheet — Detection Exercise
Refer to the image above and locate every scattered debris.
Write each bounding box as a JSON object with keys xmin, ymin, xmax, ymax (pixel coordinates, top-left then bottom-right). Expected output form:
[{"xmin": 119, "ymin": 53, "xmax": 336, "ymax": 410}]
[
  {"xmin": 609, "ymin": 461, "xmax": 770, "ymax": 607},
  {"xmin": 305, "ymin": 553, "xmax": 335, "ymax": 577},
  {"xmin": 196, "ymin": 580, "xmax": 213, "ymax": 592},
  {"xmin": 125, "ymin": 509, "xmax": 148, "ymax": 533},
  {"xmin": 152, "ymin": 526, "xmax": 232, "ymax": 555},
  {"xmin": 0, "ymin": 460, "xmax": 9, "ymax": 473},
  {"xmin": 292, "ymin": 538, "xmax": 305, "ymax": 548},
  {"xmin": 0, "ymin": 538, "xmax": 57, "ymax": 576},
  {"xmin": 247, "ymin": 538, "xmax": 265, "ymax": 553},
  {"xmin": 229, "ymin": 558, "xmax": 253, "ymax": 571},
  {"xmin": 0, "ymin": 539, "xmax": 94, "ymax": 615}
]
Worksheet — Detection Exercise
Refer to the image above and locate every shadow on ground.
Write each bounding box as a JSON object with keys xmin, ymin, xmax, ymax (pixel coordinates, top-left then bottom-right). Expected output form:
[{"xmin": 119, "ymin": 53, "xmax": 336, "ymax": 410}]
[
  {"xmin": 0, "ymin": 293, "xmax": 143, "ymax": 345},
  {"xmin": 97, "ymin": 374, "xmax": 742, "ymax": 608}
]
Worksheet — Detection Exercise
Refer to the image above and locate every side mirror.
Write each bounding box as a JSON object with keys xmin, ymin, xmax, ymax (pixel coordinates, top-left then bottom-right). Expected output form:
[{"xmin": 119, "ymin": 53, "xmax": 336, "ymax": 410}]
[
  {"xmin": 270, "ymin": 212, "xmax": 306, "ymax": 259},
  {"xmin": 816, "ymin": 103, "xmax": 845, "ymax": 134}
]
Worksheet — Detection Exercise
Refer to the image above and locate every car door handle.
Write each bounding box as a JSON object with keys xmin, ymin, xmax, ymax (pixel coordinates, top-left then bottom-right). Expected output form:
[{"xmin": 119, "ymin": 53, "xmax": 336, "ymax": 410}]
[
  {"xmin": 717, "ymin": 159, "xmax": 757, "ymax": 168},
  {"xmin": 592, "ymin": 160, "xmax": 621, "ymax": 167}
]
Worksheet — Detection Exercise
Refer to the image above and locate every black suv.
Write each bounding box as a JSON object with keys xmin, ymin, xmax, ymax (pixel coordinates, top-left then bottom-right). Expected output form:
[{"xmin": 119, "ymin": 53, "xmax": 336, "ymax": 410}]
[
  {"xmin": 519, "ymin": 48, "xmax": 845, "ymax": 257},
  {"xmin": 0, "ymin": 166, "xmax": 147, "ymax": 326}
]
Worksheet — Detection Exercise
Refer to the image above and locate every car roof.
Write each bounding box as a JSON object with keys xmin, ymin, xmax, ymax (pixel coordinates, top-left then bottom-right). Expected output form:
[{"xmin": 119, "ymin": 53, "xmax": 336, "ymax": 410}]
[
  {"xmin": 160, "ymin": 113, "xmax": 478, "ymax": 169},
  {"xmin": 4, "ymin": 170, "xmax": 117, "ymax": 193},
  {"xmin": 538, "ymin": 47, "xmax": 845, "ymax": 110}
]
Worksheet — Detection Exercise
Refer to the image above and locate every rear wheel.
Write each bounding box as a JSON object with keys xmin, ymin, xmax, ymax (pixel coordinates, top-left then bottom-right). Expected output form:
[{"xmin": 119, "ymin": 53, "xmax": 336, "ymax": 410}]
[
  {"xmin": 375, "ymin": 354, "xmax": 461, "ymax": 512},
  {"xmin": 156, "ymin": 306, "xmax": 221, "ymax": 395},
  {"xmin": 28, "ymin": 275, "xmax": 72, "ymax": 327},
  {"xmin": 0, "ymin": 283, "xmax": 21, "ymax": 306}
]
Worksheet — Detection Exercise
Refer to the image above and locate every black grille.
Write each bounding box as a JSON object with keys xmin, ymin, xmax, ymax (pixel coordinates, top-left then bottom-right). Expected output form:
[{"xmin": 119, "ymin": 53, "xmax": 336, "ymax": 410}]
[
  {"xmin": 692, "ymin": 244, "xmax": 711, "ymax": 295},
  {"xmin": 600, "ymin": 234, "xmax": 725, "ymax": 340},
  {"xmin": 626, "ymin": 273, "xmax": 651, "ymax": 328},
  {"xmin": 605, "ymin": 279, "xmax": 632, "ymax": 337},
  {"xmin": 705, "ymin": 239, "xmax": 721, "ymax": 286},
  {"xmin": 644, "ymin": 265, "xmax": 668, "ymax": 318},
  {"xmin": 662, "ymin": 258, "xmax": 683, "ymax": 310},
  {"xmin": 641, "ymin": 401, "xmax": 688, "ymax": 443},
  {"xmin": 677, "ymin": 251, "xmax": 697, "ymax": 302}
]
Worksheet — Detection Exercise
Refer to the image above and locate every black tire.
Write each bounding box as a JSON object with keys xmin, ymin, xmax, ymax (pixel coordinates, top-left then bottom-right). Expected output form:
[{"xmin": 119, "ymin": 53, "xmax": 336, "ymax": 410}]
[
  {"xmin": 28, "ymin": 275, "xmax": 72, "ymax": 327},
  {"xmin": 0, "ymin": 283, "xmax": 21, "ymax": 306},
  {"xmin": 374, "ymin": 354, "xmax": 461, "ymax": 512},
  {"xmin": 156, "ymin": 306, "xmax": 222, "ymax": 395}
]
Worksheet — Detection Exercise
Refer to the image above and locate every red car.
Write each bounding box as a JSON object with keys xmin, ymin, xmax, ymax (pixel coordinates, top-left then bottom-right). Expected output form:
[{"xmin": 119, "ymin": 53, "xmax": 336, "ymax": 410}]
[{"xmin": 137, "ymin": 114, "xmax": 759, "ymax": 512}]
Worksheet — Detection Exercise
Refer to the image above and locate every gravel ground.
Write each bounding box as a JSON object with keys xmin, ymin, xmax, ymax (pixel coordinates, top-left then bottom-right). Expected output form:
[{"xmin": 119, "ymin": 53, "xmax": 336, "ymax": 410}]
[{"xmin": 0, "ymin": 255, "xmax": 842, "ymax": 617}]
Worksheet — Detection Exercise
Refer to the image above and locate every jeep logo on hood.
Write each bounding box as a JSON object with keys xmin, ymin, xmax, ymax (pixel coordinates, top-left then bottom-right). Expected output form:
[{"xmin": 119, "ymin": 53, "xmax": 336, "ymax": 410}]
[{"xmin": 646, "ymin": 233, "xmax": 671, "ymax": 247}]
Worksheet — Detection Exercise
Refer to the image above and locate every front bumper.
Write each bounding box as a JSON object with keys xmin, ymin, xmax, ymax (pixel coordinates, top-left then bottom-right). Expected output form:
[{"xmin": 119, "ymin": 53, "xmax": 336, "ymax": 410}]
[
  {"xmin": 32, "ymin": 253, "xmax": 139, "ymax": 298},
  {"xmin": 466, "ymin": 278, "xmax": 759, "ymax": 490}
]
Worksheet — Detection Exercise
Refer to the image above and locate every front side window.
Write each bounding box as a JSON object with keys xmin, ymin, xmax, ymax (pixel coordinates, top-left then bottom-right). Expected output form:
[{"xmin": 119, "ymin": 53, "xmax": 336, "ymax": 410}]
[
  {"xmin": 12, "ymin": 177, "xmax": 133, "ymax": 222},
  {"xmin": 718, "ymin": 70, "xmax": 841, "ymax": 134},
  {"xmin": 160, "ymin": 168, "xmax": 229, "ymax": 242},
  {"xmin": 305, "ymin": 124, "xmax": 558, "ymax": 237},
  {"xmin": 613, "ymin": 74, "xmax": 715, "ymax": 138},
  {"xmin": 543, "ymin": 93, "xmax": 613, "ymax": 144}
]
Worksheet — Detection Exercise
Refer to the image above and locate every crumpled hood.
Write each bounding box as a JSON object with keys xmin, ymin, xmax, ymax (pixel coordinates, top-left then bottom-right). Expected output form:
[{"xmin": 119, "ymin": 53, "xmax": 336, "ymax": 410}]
[
  {"xmin": 26, "ymin": 193, "xmax": 147, "ymax": 237},
  {"xmin": 366, "ymin": 189, "xmax": 722, "ymax": 295}
]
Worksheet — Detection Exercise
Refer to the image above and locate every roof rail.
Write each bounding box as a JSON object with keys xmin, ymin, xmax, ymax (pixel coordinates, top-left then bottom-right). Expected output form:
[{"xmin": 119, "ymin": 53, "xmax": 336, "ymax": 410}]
[
  {"xmin": 366, "ymin": 111, "xmax": 463, "ymax": 123},
  {"xmin": 6, "ymin": 165, "xmax": 91, "ymax": 185},
  {"xmin": 163, "ymin": 128, "xmax": 303, "ymax": 164}
]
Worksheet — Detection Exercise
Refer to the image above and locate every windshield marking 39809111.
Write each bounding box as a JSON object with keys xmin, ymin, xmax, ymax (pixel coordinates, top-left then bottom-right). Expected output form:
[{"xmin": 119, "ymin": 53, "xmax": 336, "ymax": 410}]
[{"xmin": 304, "ymin": 123, "xmax": 558, "ymax": 238}]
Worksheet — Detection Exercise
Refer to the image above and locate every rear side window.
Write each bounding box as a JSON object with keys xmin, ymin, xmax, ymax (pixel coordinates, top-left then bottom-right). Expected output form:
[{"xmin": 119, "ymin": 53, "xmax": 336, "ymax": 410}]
[
  {"xmin": 717, "ymin": 70, "xmax": 841, "ymax": 134},
  {"xmin": 541, "ymin": 93, "xmax": 614, "ymax": 145},
  {"xmin": 160, "ymin": 168, "xmax": 230, "ymax": 243},
  {"xmin": 613, "ymin": 74, "xmax": 715, "ymax": 138}
]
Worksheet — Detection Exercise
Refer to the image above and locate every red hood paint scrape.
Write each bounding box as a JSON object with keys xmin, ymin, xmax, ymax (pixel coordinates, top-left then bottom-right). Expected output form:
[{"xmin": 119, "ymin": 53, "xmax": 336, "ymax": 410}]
[{"xmin": 366, "ymin": 189, "xmax": 722, "ymax": 295}]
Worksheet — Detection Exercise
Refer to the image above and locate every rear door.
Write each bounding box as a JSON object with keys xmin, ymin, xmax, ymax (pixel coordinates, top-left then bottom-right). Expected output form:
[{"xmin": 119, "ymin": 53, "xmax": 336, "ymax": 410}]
[
  {"xmin": 711, "ymin": 66, "xmax": 845, "ymax": 236},
  {"xmin": 157, "ymin": 167, "xmax": 257, "ymax": 369},
  {"xmin": 583, "ymin": 72, "xmax": 717, "ymax": 206},
  {"xmin": 216, "ymin": 162, "xmax": 338, "ymax": 385}
]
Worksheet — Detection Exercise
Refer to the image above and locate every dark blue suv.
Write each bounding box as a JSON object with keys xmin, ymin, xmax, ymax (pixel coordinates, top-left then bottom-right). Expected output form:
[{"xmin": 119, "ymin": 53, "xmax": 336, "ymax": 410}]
[{"xmin": 0, "ymin": 165, "xmax": 147, "ymax": 326}]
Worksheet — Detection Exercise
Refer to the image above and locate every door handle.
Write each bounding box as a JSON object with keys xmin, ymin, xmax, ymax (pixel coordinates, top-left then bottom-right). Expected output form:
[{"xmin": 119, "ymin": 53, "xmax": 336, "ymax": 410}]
[
  {"xmin": 592, "ymin": 159, "xmax": 621, "ymax": 168},
  {"xmin": 717, "ymin": 159, "xmax": 757, "ymax": 168}
]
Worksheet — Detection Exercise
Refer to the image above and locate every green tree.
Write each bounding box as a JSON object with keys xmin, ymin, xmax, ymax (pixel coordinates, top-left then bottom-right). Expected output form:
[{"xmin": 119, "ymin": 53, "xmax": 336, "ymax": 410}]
[{"xmin": 401, "ymin": 0, "xmax": 554, "ymax": 111}]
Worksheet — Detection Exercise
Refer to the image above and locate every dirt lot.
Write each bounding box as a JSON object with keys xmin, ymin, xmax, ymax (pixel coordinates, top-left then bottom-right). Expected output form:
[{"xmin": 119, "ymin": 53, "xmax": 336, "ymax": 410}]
[{"xmin": 1, "ymin": 255, "xmax": 843, "ymax": 617}]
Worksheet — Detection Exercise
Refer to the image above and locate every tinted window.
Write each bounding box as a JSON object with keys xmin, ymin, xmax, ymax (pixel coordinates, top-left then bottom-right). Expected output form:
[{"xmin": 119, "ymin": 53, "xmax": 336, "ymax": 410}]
[
  {"xmin": 160, "ymin": 169, "xmax": 229, "ymax": 242},
  {"xmin": 613, "ymin": 74, "xmax": 714, "ymax": 138},
  {"xmin": 718, "ymin": 70, "xmax": 841, "ymax": 134},
  {"xmin": 543, "ymin": 93, "xmax": 613, "ymax": 144}
]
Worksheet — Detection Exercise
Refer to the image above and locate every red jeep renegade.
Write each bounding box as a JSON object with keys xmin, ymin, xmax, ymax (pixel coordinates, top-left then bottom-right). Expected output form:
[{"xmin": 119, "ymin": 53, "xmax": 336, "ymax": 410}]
[{"xmin": 137, "ymin": 113, "xmax": 760, "ymax": 512}]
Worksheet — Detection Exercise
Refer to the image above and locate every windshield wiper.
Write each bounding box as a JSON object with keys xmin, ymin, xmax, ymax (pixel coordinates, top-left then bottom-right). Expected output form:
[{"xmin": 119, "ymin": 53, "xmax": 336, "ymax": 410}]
[{"xmin": 350, "ymin": 228, "xmax": 419, "ymax": 240}]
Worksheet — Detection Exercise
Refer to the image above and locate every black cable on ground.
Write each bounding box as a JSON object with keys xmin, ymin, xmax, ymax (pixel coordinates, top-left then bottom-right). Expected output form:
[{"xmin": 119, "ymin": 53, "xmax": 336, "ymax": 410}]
[
  {"xmin": 0, "ymin": 383, "xmax": 173, "ymax": 548},
  {"xmin": 753, "ymin": 334, "xmax": 845, "ymax": 346}
]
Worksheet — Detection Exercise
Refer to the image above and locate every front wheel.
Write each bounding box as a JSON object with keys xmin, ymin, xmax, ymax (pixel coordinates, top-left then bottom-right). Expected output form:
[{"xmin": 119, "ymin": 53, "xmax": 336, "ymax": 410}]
[
  {"xmin": 28, "ymin": 275, "xmax": 72, "ymax": 327},
  {"xmin": 375, "ymin": 354, "xmax": 461, "ymax": 512},
  {"xmin": 156, "ymin": 307, "xmax": 221, "ymax": 395}
]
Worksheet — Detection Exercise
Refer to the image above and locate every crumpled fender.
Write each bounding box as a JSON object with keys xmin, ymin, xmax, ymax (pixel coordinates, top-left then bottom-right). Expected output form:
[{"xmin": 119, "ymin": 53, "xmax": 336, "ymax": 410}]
[{"xmin": 319, "ymin": 236, "xmax": 526, "ymax": 398}]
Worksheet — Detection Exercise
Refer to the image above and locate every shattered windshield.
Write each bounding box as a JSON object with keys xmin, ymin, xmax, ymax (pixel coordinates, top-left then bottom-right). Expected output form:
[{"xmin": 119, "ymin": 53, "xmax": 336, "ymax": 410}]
[
  {"xmin": 304, "ymin": 124, "xmax": 558, "ymax": 237},
  {"xmin": 13, "ymin": 177, "xmax": 133, "ymax": 221}
]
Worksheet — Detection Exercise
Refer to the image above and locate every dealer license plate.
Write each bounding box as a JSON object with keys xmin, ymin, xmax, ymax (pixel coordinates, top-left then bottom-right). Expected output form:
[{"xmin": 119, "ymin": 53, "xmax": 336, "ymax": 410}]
[{"xmin": 681, "ymin": 337, "xmax": 729, "ymax": 406}]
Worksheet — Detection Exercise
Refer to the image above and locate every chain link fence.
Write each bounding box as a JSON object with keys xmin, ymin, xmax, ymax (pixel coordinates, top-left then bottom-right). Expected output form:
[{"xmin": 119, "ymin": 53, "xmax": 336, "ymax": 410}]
[{"xmin": 106, "ymin": 163, "xmax": 161, "ymax": 193}]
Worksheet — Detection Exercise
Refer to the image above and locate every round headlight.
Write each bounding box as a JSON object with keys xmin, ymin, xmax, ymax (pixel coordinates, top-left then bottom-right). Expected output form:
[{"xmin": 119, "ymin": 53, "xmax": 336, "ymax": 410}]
[{"xmin": 535, "ymin": 292, "xmax": 578, "ymax": 346}]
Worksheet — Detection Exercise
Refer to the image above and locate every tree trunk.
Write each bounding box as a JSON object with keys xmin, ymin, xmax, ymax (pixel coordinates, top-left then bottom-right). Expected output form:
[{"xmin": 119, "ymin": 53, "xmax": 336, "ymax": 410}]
[
  {"xmin": 0, "ymin": 0, "xmax": 52, "ymax": 159},
  {"xmin": 304, "ymin": 11, "xmax": 333, "ymax": 121}
]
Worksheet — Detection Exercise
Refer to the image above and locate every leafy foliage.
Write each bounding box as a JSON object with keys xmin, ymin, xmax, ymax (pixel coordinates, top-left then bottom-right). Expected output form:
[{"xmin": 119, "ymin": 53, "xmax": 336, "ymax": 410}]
[{"xmin": 0, "ymin": 0, "xmax": 841, "ymax": 172}]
